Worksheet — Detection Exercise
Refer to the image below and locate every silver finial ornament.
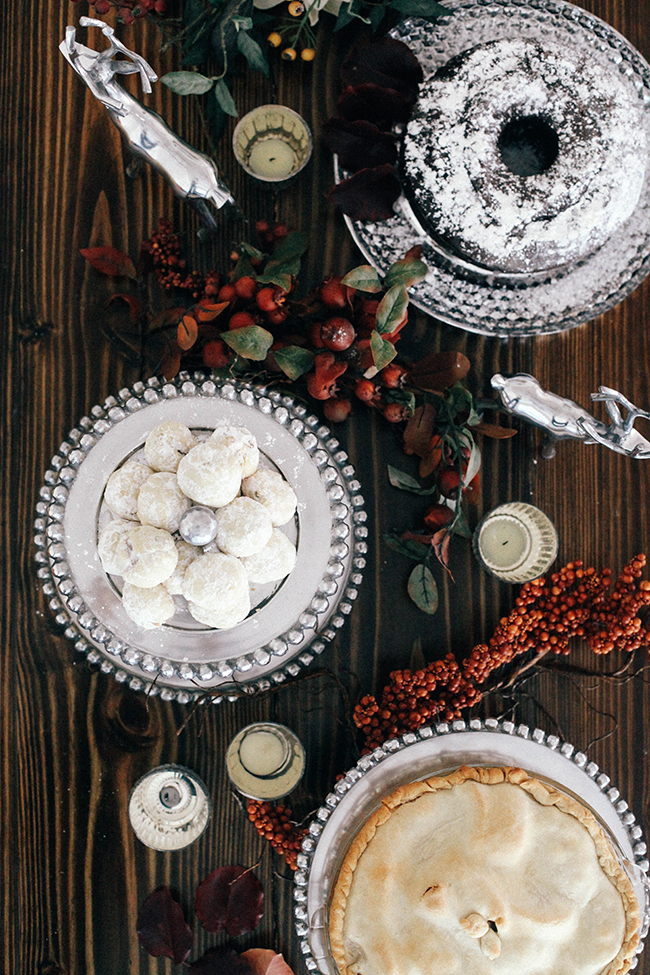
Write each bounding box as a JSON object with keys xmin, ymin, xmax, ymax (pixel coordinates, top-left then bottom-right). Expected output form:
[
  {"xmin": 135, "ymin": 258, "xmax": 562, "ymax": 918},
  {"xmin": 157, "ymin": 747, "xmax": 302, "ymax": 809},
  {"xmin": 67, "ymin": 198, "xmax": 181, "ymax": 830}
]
[
  {"xmin": 179, "ymin": 505, "xmax": 219, "ymax": 546},
  {"xmin": 492, "ymin": 373, "xmax": 650, "ymax": 459},
  {"xmin": 60, "ymin": 18, "xmax": 234, "ymax": 231}
]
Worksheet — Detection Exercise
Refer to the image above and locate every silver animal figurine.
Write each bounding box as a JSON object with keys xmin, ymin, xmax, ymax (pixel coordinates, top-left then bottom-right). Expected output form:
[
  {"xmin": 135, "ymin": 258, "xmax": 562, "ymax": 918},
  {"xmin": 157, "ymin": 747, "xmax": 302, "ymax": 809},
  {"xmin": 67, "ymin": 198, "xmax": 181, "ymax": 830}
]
[
  {"xmin": 60, "ymin": 17, "xmax": 234, "ymax": 232},
  {"xmin": 491, "ymin": 373, "xmax": 650, "ymax": 459}
]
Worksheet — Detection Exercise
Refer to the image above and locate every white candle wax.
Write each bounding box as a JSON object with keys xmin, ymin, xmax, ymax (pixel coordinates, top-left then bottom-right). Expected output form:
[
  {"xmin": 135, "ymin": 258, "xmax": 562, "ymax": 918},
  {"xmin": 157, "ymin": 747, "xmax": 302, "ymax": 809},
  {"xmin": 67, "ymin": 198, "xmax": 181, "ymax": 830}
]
[
  {"xmin": 478, "ymin": 516, "xmax": 531, "ymax": 569},
  {"xmin": 238, "ymin": 729, "xmax": 288, "ymax": 776},
  {"xmin": 248, "ymin": 138, "xmax": 296, "ymax": 179}
]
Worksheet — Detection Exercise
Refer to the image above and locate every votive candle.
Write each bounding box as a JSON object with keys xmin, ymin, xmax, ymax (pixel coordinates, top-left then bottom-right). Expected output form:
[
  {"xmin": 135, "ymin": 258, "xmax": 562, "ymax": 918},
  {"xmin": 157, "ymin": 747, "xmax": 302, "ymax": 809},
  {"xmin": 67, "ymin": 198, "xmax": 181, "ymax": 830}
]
[
  {"xmin": 232, "ymin": 105, "xmax": 312, "ymax": 184},
  {"xmin": 473, "ymin": 502, "xmax": 558, "ymax": 583},
  {"xmin": 226, "ymin": 722, "xmax": 305, "ymax": 800}
]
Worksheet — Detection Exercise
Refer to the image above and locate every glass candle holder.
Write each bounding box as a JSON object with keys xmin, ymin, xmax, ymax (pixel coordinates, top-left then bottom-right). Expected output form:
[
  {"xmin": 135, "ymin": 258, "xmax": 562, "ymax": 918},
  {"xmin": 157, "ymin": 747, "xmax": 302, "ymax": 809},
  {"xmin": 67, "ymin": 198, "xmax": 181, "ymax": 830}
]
[
  {"xmin": 226, "ymin": 722, "xmax": 305, "ymax": 800},
  {"xmin": 232, "ymin": 105, "xmax": 312, "ymax": 184},
  {"xmin": 473, "ymin": 502, "xmax": 558, "ymax": 584},
  {"xmin": 128, "ymin": 764, "xmax": 211, "ymax": 851}
]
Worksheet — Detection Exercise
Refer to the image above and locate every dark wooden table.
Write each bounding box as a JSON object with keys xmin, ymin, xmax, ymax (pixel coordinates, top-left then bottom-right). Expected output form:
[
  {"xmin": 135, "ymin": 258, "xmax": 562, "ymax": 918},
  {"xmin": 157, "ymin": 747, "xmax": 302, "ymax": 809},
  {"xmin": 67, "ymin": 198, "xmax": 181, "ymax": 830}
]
[{"xmin": 4, "ymin": 1, "xmax": 650, "ymax": 972}]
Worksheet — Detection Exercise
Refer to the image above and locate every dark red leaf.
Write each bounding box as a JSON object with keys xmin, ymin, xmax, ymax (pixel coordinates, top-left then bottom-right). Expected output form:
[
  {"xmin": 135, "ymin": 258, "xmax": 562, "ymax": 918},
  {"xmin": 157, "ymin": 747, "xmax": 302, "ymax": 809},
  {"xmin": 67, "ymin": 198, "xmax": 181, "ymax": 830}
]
[
  {"xmin": 107, "ymin": 292, "xmax": 142, "ymax": 322},
  {"xmin": 160, "ymin": 338, "xmax": 182, "ymax": 381},
  {"xmin": 341, "ymin": 38, "xmax": 423, "ymax": 104},
  {"xmin": 242, "ymin": 950, "xmax": 296, "ymax": 975},
  {"xmin": 336, "ymin": 83, "xmax": 413, "ymax": 128},
  {"xmin": 471, "ymin": 420, "xmax": 517, "ymax": 439},
  {"xmin": 195, "ymin": 300, "xmax": 230, "ymax": 322},
  {"xmin": 401, "ymin": 530, "xmax": 435, "ymax": 545},
  {"xmin": 195, "ymin": 866, "xmax": 264, "ymax": 936},
  {"xmin": 177, "ymin": 313, "xmax": 199, "ymax": 351},
  {"xmin": 432, "ymin": 528, "xmax": 454, "ymax": 580},
  {"xmin": 323, "ymin": 118, "xmax": 398, "ymax": 173},
  {"xmin": 80, "ymin": 246, "xmax": 136, "ymax": 279},
  {"xmin": 136, "ymin": 887, "xmax": 193, "ymax": 965},
  {"xmin": 403, "ymin": 404, "xmax": 438, "ymax": 458},
  {"xmin": 190, "ymin": 948, "xmax": 255, "ymax": 975},
  {"xmin": 410, "ymin": 351, "xmax": 471, "ymax": 393},
  {"xmin": 328, "ymin": 165, "xmax": 401, "ymax": 222}
]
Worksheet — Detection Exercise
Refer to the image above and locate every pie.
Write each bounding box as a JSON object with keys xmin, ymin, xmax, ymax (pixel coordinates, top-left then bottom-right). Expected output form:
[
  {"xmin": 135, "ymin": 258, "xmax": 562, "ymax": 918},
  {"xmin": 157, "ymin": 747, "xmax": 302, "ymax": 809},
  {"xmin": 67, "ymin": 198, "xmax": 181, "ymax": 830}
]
[{"xmin": 328, "ymin": 766, "xmax": 640, "ymax": 975}]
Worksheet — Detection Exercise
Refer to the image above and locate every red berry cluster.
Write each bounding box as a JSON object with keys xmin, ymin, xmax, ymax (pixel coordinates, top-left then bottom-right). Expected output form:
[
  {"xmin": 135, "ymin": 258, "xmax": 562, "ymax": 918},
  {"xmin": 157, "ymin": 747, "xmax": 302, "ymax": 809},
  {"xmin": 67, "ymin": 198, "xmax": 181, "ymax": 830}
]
[
  {"xmin": 141, "ymin": 220, "xmax": 205, "ymax": 296},
  {"xmin": 246, "ymin": 800, "xmax": 307, "ymax": 871},
  {"xmin": 354, "ymin": 556, "xmax": 650, "ymax": 752},
  {"xmin": 70, "ymin": 0, "xmax": 168, "ymax": 23}
]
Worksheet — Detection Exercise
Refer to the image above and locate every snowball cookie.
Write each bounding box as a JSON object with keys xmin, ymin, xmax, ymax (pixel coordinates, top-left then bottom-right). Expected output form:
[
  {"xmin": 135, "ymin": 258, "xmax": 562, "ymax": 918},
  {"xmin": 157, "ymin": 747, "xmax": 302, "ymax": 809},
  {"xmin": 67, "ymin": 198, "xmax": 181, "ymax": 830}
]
[
  {"xmin": 137, "ymin": 471, "xmax": 191, "ymax": 533},
  {"xmin": 215, "ymin": 496, "xmax": 273, "ymax": 557},
  {"xmin": 241, "ymin": 468, "xmax": 297, "ymax": 526},
  {"xmin": 163, "ymin": 539, "xmax": 202, "ymax": 595},
  {"xmin": 97, "ymin": 518, "xmax": 136, "ymax": 575},
  {"xmin": 182, "ymin": 552, "xmax": 249, "ymax": 611},
  {"xmin": 104, "ymin": 462, "xmax": 152, "ymax": 520},
  {"xmin": 210, "ymin": 424, "xmax": 259, "ymax": 478},
  {"xmin": 177, "ymin": 440, "xmax": 243, "ymax": 507},
  {"xmin": 121, "ymin": 581, "xmax": 175, "ymax": 629},
  {"xmin": 121, "ymin": 525, "xmax": 178, "ymax": 588},
  {"xmin": 144, "ymin": 421, "xmax": 196, "ymax": 472},
  {"xmin": 187, "ymin": 591, "xmax": 251, "ymax": 630},
  {"xmin": 240, "ymin": 529, "xmax": 297, "ymax": 584}
]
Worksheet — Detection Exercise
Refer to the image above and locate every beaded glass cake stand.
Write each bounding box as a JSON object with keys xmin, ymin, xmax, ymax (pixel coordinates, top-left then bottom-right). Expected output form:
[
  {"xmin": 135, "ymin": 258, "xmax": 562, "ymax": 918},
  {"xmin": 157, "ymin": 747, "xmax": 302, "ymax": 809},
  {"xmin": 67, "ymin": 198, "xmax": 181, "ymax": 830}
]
[
  {"xmin": 295, "ymin": 719, "xmax": 650, "ymax": 974},
  {"xmin": 34, "ymin": 374, "xmax": 367, "ymax": 703},
  {"xmin": 336, "ymin": 0, "xmax": 650, "ymax": 337}
]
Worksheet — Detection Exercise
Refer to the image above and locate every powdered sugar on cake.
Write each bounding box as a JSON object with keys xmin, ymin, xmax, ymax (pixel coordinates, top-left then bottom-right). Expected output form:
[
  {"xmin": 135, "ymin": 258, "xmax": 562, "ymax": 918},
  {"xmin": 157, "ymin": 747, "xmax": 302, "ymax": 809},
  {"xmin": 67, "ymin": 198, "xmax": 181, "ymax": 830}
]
[{"xmin": 403, "ymin": 38, "xmax": 648, "ymax": 274}]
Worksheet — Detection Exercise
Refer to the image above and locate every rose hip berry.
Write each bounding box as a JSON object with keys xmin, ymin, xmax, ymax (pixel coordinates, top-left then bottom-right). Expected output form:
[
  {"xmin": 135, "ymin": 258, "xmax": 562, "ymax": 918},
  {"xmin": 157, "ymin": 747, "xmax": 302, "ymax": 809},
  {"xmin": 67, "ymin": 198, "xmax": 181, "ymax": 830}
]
[
  {"xmin": 319, "ymin": 275, "xmax": 349, "ymax": 310},
  {"xmin": 438, "ymin": 467, "xmax": 461, "ymax": 499},
  {"xmin": 256, "ymin": 286, "xmax": 282, "ymax": 313},
  {"xmin": 423, "ymin": 503, "xmax": 454, "ymax": 532},
  {"xmin": 380, "ymin": 363, "xmax": 408, "ymax": 388},
  {"xmin": 355, "ymin": 378, "xmax": 378, "ymax": 403},
  {"xmin": 321, "ymin": 317, "xmax": 355, "ymax": 352},
  {"xmin": 234, "ymin": 275, "xmax": 258, "ymax": 300},
  {"xmin": 382, "ymin": 402, "xmax": 407, "ymax": 423},
  {"xmin": 217, "ymin": 283, "xmax": 236, "ymax": 302},
  {"xmin": 229, "ymin": 311, "xmax": 257, "ymax": 330},
  {"xmin": 324, "ymin": 397, "xmax": 352, "ymax": 423},
  {"xmin": 202, "ymin": 339, "xmax": 230, "ymax": 369}
]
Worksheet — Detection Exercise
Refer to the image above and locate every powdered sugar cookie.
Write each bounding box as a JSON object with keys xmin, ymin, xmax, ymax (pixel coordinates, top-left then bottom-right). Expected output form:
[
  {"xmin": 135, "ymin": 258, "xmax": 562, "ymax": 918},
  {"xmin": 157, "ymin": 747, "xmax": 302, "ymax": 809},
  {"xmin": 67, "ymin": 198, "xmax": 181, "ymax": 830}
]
[
  {"xmin": 137, "ymin": 472, "xmax": 191, "ymax": 533},
  {"xmin": 121, "ymin": 525, "xmax": 178, "ymax": 588},
  {"xmin": 182, "ymin": 552, "xmax": 249, "ymax": 610},
  {"xmin": 215, "ymin": 496, "xmax": 273, "ymax": 557},
  {"xmin": 241, "ymin": 468, "xmax": 297, "ymax": 526},
  {"xmin": 210, "ymin": 424, "xmax": 259, "ymax": 478},
  {"xmin": 177, "ymin": 440, "xmax": 243, "ymax": 507},
  {"xmin": 187, "ymin": 591, "xmax": 251, "ymax": 629},
  {"xmin": 104, "ymin": 462, "xmax": 152, "ymax": 519},
  {"xmin": 144, "ymin": 421, "xmax": 196, "ymax": 472},
  {"xmin": 163, "ymin": 539, "xmax": 202, "ymax": 595},
  {"xmin": 240, "ymin": 529, "xmax": 297, "ymax": 584},
  {"xmin": 97, "ymin": 518, "xmax": 136, "ymax": 576},
  {"xmin": 122, "ymin": 581, "xmax": 175, "ymax": 629}
]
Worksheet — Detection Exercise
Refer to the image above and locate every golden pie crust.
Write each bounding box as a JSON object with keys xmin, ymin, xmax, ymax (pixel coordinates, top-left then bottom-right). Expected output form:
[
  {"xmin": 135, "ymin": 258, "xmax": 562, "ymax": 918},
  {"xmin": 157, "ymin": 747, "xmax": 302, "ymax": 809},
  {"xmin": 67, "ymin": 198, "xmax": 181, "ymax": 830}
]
[{"xmin": 329, "ymin": 766, "xmax": 640, "ymax": 975}]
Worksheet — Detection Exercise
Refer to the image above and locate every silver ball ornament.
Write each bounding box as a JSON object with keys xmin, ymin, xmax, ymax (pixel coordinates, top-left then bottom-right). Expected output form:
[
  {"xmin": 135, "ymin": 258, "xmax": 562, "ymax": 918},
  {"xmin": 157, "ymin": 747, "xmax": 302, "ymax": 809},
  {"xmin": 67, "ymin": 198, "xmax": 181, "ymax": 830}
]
[{"xmin": 179, "ymin": 506, "xmax": 219, "ymax": 546}]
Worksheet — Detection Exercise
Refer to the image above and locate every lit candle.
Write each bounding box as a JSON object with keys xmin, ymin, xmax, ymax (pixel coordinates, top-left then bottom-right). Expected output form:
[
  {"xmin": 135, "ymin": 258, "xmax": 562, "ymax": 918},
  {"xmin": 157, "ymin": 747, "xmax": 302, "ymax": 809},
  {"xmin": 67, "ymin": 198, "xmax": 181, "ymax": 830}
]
[
  {"xmin": 248, "ymin": 138, "xmax": 297, "ymax": 180},
  {"xmin": 474, "ymin": 502, "xmax": 558, "ymax": 583},
  {"xmin": 226, "ymin": 722, "xmax": 305, "ymax": 800}
]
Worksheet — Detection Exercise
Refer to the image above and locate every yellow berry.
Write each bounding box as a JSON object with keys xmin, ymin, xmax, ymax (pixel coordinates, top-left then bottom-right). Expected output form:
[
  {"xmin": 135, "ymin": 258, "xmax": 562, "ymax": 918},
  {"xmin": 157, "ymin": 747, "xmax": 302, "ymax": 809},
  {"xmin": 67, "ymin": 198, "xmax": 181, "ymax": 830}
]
[
  {"xmin": 288, "ymin": 1, "xmax": 304, "ymax": 14},
  {"xmin": 281, "ymin": 47, "xmax": 297, "ymax": 60},
  {"xmin": 300, "ymin": 47, "xmax": 316, "ymax": 61},
  {"xmin": 267, "ymin": 31, "xmax": 282, "ymax": 47}
]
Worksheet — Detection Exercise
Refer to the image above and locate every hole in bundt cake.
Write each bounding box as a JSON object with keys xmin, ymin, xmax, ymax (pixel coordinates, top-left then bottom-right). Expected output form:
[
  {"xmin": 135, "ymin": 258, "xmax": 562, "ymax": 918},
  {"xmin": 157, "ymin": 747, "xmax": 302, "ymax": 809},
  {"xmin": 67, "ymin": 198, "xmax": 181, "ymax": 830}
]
[{"xmin": 497, "ymin": 115, "xmax": 559, "ymax": 177}]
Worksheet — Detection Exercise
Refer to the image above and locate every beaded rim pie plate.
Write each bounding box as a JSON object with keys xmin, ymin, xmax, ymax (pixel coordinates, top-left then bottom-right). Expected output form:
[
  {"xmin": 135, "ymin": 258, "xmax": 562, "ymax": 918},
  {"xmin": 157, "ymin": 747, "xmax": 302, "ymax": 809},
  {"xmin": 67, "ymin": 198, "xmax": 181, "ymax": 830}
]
[
  {"xmin": 335, "ymin": 0, "xmax": 650, "ymax": 337},
  {"xmin": 293, "ymin": 719, "xmax": 650, "ymax": 974},
  {"xmin": 34, "ymin": 374, "xmax": 367, "ymax": 703}
]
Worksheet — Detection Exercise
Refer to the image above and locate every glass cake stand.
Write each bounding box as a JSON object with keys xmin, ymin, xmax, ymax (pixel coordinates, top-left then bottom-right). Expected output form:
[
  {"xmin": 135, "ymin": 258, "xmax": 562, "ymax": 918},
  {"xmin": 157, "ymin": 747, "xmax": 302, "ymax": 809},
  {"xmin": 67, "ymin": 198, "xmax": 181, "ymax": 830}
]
[
  {"xmin": 294, "ymin": 718, "xmax": 650, "ymax": 973},
  {"xmin": 336, "ymin": 0, "xmax": 650, "ymax": 337},
  {"xmin": 34, "ymin": 374, "xmax": 367, "ymax": 703}
]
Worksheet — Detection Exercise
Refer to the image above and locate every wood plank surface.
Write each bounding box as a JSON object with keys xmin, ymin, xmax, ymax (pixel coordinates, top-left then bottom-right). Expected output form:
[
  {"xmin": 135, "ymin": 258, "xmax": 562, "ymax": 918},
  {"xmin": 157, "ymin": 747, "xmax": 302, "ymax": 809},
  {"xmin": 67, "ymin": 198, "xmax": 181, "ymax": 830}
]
[{"xmin": 3, "ymin": 1, "xmax": 650, "ymax": 972}]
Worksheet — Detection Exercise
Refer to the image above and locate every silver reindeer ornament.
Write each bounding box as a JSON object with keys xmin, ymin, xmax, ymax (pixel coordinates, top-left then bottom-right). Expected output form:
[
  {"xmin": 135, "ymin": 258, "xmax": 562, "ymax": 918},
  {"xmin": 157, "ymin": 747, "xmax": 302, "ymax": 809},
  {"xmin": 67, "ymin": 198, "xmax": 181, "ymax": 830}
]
[
  {"xmin": 60, "ymin": 17, "xmax": 234, "ymax": 231},
  {"xmin": 491, "ymin": 373, "xmax": 650, "ymax": 459}
]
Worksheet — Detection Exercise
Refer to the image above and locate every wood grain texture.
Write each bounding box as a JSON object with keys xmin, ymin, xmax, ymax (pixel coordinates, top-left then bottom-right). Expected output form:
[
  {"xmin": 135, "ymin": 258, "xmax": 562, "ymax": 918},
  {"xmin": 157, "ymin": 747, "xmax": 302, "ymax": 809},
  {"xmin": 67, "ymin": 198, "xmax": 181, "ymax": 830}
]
[{"xmin": 3, "ymin": 1, "xmax": 650, "ymax": 973}]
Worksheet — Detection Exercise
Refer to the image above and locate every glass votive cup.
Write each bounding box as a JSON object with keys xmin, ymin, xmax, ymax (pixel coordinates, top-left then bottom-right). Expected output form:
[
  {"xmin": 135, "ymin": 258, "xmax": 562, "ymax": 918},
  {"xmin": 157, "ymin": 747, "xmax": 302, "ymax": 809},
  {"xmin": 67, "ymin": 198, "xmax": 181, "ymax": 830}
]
[
  {"xmin": 232, "ymin": 105, "xmax": 312, "ymax": 184},
  {"xmin": 226, "ymin": 722, "xmax": 305, "ymax": 800},
  {"xmin": 472, "ymin": 502, "xmax": 558, "ymax": 584},
  {"xmin": 128, "ymin": 764, "xmax": 211, "ymax": 851}
]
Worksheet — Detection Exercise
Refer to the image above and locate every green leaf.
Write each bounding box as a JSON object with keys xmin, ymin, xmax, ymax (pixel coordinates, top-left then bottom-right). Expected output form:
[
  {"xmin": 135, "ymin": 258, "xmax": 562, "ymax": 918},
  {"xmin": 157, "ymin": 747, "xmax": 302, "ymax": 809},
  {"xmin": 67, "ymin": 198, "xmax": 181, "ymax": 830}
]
[
  {"xmin": 370, "ymin": 330, "xmax": 397, "ymax": 371},
  {"xmin": 231, "ymin": 254, "xmax": 256, "ymax": 281},
  {"xmin": 239, "ymin": 242, "xmax": 266, "ymax": 261},
  {"xmin": 451, "ymin": 510, "xmax": 472, "ymax": 539},
  {"xmin": 222, "ymin": 325, "xmax": 273, "ymax": 360},
  {"xmin": 256, "ymin": 231, "xmax": 310, "ymax": 288},
  {"xmin": 334, "ymin": 2, "xmax": 357, "ymax": 30},
  {"xmin": 272, "ymin": 345, "xmax": 315, "ymax": 381},
  {"xmin": 408, "ymin": 564, "xmax": 439, "ymax": 614},
  {"xmin": 368, "ymin": 3, "xmax": 387, "ymax": 29},
  {"xmin": 182, "ymin": 0, "xmax": 214, "ymax": 66},
  {"xmin": 375, "ymin": 284, "xmax": 409, "ymax": 334},
  {"xmin": 341, "ymin": 265, "xmax": 383, "ymax": 293},
  {"xmin": 387, "ymin": 465, "xmax": 438, "ymax": 495},
  {"xmin": 386, "ymin": 388, "xmax": 416, "ymax": 416},
  {"xmin": 383, "ymin": 533, "xmax": 430, "ymax": 562},
  {"xmin": 161, "ymin": 71, "xmax": 214, "ymax": 95},
  {"xmin": 384, "ymin": 257, "xmax": 428, "ymax": 289},
  {"xmin": 389, "ymin": 0, "xmax": 451, "ymax": 19},
  {"xmin": 236, "ymin": 30, "xmax": 269, "ymax": 75},
  {"xmin": 232, "ymin": 15, "xmax": 254, "ymax": 29},
  {"xmin": 214, "ymin": 79, "xmax": 238, "ymax": 117}
]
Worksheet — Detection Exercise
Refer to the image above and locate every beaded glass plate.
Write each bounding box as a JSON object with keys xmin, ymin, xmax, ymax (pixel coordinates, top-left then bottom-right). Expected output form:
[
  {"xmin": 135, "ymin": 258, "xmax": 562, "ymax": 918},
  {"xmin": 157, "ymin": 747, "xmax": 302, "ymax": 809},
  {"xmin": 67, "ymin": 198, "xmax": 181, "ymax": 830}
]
[
  {"xmin": 294, "ymin": 719, "xmax": 649, "ymax": 973},
  {"xmin": 335, "ymin": 0, "xmax": 650, "ymax": 337},
  {"xmin": 34, "ymin": 374, "xmax": 367, "ymax": 703}
]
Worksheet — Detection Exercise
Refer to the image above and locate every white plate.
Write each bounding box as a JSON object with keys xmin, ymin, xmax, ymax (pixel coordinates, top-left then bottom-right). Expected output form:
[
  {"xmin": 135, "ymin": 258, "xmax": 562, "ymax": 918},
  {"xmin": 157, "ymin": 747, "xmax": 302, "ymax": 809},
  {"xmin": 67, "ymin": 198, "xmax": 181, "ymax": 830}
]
[
  {"xmin": 34, "ymin": 374, "xmax": 366, "ymax": 703},
  {"xmin": 294, "ymin": 719, "xmax": 649, "ymax": 973}
]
